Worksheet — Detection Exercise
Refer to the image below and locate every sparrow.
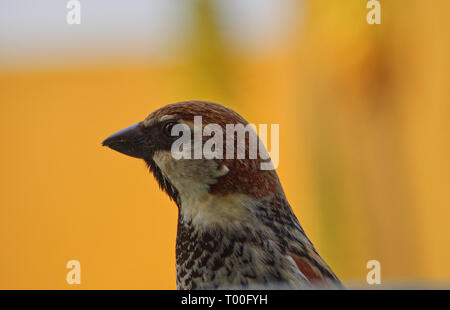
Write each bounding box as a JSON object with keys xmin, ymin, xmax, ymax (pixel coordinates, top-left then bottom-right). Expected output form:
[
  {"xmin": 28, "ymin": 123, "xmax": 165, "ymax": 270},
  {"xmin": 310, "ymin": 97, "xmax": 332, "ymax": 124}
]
[{"xmin": 102, "ymin": 101, "xmax": 342, "ymax": 289}]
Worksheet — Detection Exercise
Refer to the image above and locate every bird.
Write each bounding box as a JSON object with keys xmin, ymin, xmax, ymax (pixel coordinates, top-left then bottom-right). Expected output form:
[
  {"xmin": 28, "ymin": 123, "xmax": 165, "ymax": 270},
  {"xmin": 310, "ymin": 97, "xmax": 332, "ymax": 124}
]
[{"xmin": 102, "ymin": 100, "xmax": 342, "ymax": 290}]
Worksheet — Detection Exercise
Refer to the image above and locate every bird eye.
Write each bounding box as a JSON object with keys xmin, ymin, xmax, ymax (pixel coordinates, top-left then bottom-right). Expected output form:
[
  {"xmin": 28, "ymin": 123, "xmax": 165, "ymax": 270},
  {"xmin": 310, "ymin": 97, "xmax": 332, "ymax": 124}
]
[{"xmin": 163, "ymin": 121, "xmax": 177, "ymax": 137}]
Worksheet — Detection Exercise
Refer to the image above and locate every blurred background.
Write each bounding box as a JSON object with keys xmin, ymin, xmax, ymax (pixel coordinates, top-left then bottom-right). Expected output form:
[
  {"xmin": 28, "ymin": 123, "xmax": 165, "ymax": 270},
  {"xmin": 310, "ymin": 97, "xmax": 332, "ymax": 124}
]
[{"xmin": 0, "ymin": 0, "xmax": 449, "ymax": 289}]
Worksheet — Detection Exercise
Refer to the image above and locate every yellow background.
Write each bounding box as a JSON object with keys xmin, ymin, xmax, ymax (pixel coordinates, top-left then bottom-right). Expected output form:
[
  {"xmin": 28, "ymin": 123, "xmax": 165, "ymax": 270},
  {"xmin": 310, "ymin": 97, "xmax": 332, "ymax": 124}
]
[{"xmin": 1, "ymin": 1, "xmax": 449, "ymax": 289}]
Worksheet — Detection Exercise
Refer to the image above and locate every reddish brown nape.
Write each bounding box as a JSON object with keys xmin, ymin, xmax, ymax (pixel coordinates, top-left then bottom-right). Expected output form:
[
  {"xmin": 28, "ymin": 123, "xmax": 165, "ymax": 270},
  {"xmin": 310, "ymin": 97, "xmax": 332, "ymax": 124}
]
[{"xmin": 148, "ymin": 101, "xmax": 282, "ymax": 200}]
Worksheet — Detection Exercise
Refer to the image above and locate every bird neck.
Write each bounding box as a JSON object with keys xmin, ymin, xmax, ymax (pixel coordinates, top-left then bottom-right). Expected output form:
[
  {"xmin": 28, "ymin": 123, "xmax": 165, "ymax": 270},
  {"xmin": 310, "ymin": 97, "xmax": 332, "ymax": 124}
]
[{"xmin": 173, "ymin": 192, "xmax": 313, "ymax": 290}]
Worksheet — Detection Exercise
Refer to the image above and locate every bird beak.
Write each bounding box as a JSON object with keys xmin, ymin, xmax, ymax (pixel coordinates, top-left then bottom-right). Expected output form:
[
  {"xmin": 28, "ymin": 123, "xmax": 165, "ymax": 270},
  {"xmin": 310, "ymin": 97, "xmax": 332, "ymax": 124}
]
[{"xmin": 102, "ymin": 122, "xmax": 148, "ymax": 159}]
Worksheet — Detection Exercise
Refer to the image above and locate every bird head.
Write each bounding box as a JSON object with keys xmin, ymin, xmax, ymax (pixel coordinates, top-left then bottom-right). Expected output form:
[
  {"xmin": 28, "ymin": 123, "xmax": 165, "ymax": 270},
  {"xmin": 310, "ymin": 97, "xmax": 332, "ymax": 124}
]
[
  {"xmin": 102, "ymin": 101, "xmax": 283, "ymax": 225},
  {"xmin": 102, "ymin": 101, "xmax": 342, "ymax": 288}
]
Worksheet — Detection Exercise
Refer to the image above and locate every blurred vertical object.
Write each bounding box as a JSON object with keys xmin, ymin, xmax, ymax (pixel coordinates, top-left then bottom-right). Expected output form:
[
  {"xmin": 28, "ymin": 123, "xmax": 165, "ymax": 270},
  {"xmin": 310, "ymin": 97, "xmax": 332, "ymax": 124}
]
[
  {"xmin": 183, "ymin": 0, "xmax": 232, "ymax": 101},
  {"xmin": 296, "ymin": 0, "xmax": 450, "ymax": 283},
  {"xmin": 298, "ymin": 0, "xmax": 423, "ymax": 280},
  {"xmin": 393, "ymin": 0, "xmax": 450, "ymax": 280}
]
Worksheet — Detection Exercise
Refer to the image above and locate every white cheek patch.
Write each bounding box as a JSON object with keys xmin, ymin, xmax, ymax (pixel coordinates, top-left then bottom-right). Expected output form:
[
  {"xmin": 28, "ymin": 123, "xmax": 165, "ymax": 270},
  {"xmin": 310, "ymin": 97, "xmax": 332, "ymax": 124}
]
[
  {"xmin": 152, "ymin": 150, "xmax": 218, "ymax": 196},
  {"xmin": 152, "ymin": 150, "xmax": 185, "ymax": 190},
  {"xmin": 153, "ymin": 150, "xmax": 251, "ymax": 230},
  {"xmin": 214, "ymin": 164, "xmax": 229, "ymax": 178}
]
